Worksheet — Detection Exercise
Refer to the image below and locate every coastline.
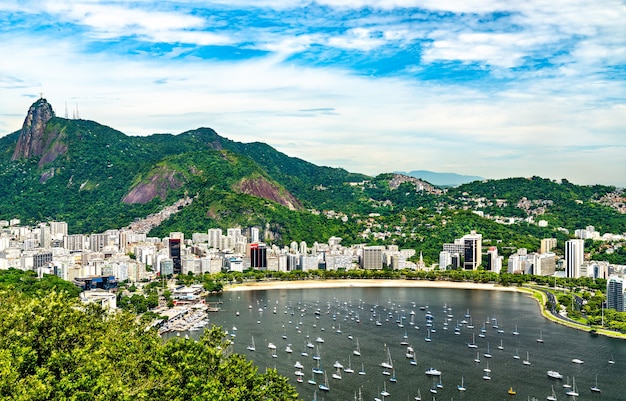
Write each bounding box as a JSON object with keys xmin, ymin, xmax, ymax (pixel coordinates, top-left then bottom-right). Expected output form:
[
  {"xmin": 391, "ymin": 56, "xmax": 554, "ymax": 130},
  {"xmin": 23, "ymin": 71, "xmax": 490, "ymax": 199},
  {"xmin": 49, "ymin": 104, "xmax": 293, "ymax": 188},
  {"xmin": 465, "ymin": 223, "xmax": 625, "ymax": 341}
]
[{"xmin": 224, "ymin": 278, "xmax": 520, "ymax": 292}]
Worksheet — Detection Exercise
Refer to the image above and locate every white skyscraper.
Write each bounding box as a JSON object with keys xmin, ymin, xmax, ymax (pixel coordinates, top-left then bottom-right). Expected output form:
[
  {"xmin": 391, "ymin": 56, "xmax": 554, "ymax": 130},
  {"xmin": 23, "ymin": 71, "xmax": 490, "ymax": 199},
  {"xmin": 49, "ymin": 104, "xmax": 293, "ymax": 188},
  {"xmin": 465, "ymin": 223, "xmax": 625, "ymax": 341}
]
[{"xmin": 565, "ymin": 239, "xmax": 584, "ymax": 278}]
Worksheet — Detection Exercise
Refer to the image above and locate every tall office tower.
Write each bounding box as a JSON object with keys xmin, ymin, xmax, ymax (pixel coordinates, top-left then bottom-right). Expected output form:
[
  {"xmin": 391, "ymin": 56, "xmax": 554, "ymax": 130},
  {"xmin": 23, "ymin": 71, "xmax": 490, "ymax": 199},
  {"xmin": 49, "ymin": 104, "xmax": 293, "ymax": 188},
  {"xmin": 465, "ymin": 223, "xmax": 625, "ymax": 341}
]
[
  {"xmin": 362, "ymin": 246, "xmax": 384, "ymax": 270},
  {"xmin": 606, "ymin": 276, "xmax": 625, "ymax": 312},
  {"xmin": 250, "ymin": 243, "xmax": 267, "ymax": 270},
  {"xmin": 463, "ymin": 231, "xmax": 482, "ymax": 270},
  {"xmin": 208, "ymin": 228, "xmax": 223, "ymax": 249},
  {"xmin": 250, "ymin": 227, "xmax": 260, "ymax": 243},
  {"xmin": 168, "ymin": 238, "xmax": 182, "ymax": 274},
  {"xmin": 565, "ymin": 239, "xmax": 584, "ymax": 278},
  {"xmin": 540, "ymin": 238, "xmax": 557, "ymax": 254}
]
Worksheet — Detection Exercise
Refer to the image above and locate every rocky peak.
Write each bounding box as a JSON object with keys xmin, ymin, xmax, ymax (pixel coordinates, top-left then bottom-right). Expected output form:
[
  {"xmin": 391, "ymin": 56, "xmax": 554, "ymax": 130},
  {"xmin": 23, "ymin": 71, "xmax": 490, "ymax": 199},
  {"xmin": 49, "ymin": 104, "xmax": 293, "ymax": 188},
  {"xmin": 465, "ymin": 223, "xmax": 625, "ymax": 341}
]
[{"xmin": 11, "ymin": 98, "xmax": 67, "ymax": 166}]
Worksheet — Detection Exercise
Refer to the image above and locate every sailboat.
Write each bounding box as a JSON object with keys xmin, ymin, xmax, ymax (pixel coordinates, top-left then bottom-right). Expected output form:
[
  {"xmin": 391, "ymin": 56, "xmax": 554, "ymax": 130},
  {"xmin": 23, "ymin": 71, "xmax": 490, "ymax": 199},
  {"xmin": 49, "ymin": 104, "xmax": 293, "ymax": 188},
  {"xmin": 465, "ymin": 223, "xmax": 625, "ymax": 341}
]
[
  {"xmin": 425, "ymin": 328, "xmax": 432, "ymax": 342},
  {"xmin": 414, "ymin": 388, "xmax": 422, "ymax": 401},
  {"xmin": 467, "ymin": 332, "xmax": 478, "ymax": 348},
  {"xmin": 507, "ymin": 386, "xmax": 517, "ymax": 395},
  {"xmin": 457, "ymin": 376, "xmax": 466, "ymax": 391},
  {"xmin": 562, "ymin": 376, "xmax": 572, "ymax": 389},
  {"xmin": 353, "ymin": 338, "xmax": 361, "ymax": 356},
  {"xmin": 483, "ymin": 361, "xmax": 491, "ymax": 373},
  {"xmin": 523, "ymin": 351, "xmax": 531, "ymax": 365},
  {"xmin": 358, "ymin": 362, "xmax": 366, "ymax": 375},
  {"xmin": 389, "ymin": 367, "xmax": 397, "ymax": 383},
  {"xmin": 513, "ymin": 324, "xmax": 519, "ymax": 335},
  {"xmin": 497, "ymin": 338, "xmax": 504, "ymax": 350},
  {"xmin": 513, "ymin": 348, "xmax": 520, "ymax": 359},
  {"xmin": 344, "ymin": 355, "xmax": 354, "ymax": 373},
  {"xmin": 609, "ymin": 354, "xmax": 615, "ymax": 364},
  {"xmin": 246, "ymin": 336, "xmax": 256, "ymax": 351},
  {"xmin": 474, "ymin": 351, "xmax": 481, "ymax": 363},
  {"xmin": 308, "ymin": 370, "xmax": 317, "ymax": 385},
  {"xmin": 318, "ymin": 372, "xmax": 330, "ymax": 391},
  {"xmin": 590, "ymin": 374, "xmax": 602, "ymax": 393},
  {"xmin": 484, "ymin": 342, "xmax": 492, "ymax": 358},
  {"xmin": 565, "ymin": 377, "xmax": 578, "ymax": 397},
  {"xmin": 381, "ymin": 382, "xmax": 391, "ymax": 397},
  {"xmin": 537, "ymin": 329, "xmax": 544, "ymax": 343},
  {"xmin": 546, "ymin": 384, "xmax": 557, "ymax": 401},
  {"xmin": 331, "ymin": 367, "xmax": 342, "ymax": 380}
]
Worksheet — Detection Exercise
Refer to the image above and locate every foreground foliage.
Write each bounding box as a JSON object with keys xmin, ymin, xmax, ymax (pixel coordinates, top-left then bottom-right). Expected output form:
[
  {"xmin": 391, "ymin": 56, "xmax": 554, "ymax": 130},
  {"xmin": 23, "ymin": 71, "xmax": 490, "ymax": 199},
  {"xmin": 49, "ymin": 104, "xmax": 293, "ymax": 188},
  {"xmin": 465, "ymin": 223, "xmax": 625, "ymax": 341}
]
[{"xmin": 0, "ymin": 290, "xmax": 298, "ymax": 401}]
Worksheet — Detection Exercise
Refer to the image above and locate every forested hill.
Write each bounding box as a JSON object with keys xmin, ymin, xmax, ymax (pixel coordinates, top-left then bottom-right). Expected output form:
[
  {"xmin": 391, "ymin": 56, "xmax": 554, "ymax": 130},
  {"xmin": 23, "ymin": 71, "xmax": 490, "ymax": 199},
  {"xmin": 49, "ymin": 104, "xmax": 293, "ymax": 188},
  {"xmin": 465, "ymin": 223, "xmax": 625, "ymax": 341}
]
[{"xmin": 1, "ymin": 99, "xmax": 625, "ymax": 261}]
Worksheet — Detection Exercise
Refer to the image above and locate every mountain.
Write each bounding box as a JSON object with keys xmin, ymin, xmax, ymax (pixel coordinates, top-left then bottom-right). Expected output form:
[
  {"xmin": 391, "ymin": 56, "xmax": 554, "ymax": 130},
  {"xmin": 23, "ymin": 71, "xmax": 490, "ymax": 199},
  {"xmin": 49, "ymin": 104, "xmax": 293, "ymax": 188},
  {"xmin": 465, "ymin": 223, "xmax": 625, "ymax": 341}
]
[
  {"xmin": 1, "ymin": 99, "xmax": 624, "ymax": 263},
  {"xmin": 398, "ymin": 170, "xmax": 484, "ymax": 187},
  {"xmin": 0, "ymin": 99, "xmax": 368, "ymax": 239}
]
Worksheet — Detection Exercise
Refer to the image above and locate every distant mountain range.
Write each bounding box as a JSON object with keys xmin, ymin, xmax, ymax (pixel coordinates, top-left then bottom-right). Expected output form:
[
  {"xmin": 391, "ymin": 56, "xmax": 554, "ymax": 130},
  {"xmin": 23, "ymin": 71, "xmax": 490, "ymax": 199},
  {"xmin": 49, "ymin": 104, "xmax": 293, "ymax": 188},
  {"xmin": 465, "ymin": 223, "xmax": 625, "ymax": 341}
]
[{"xmin": 397, "ymin": 170, "xmax": 484, "ymax": 187}]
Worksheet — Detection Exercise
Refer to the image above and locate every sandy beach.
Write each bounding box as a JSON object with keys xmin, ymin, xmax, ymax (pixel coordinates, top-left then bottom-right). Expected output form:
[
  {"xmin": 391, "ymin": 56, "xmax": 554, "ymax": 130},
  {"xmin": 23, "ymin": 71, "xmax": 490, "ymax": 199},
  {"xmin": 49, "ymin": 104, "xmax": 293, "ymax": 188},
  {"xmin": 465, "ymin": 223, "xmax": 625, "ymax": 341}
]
[{"xmin": 225, "ymin": 279, "xmax": 523, "ymax": 293}]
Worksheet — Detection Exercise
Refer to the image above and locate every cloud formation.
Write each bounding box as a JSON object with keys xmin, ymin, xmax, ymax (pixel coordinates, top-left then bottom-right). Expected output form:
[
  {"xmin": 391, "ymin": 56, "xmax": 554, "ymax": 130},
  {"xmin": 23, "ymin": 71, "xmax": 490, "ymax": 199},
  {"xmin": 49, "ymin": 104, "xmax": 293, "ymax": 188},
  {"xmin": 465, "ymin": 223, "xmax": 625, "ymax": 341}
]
[{"xmin": 0, "ymin": 0, "xmax": 625, "ymax": 186}]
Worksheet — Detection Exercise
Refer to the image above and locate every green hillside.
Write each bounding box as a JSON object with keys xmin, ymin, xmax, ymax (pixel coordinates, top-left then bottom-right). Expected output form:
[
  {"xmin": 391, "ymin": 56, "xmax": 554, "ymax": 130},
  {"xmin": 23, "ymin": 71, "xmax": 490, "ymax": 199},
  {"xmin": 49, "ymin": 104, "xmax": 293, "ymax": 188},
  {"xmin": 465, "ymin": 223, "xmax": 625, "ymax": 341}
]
[{"xmin": 1, "ymin": 100, "xmax": 624, "ymax": 264}]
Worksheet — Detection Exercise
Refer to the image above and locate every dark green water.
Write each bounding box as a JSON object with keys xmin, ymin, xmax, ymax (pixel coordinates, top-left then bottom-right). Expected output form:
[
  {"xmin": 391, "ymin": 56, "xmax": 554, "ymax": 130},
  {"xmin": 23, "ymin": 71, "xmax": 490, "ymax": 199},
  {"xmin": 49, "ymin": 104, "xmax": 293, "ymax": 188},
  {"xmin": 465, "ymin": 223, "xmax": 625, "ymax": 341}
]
[{"xmin": 196, "ymin": 286, "xmax": 624, "ymax": 401}]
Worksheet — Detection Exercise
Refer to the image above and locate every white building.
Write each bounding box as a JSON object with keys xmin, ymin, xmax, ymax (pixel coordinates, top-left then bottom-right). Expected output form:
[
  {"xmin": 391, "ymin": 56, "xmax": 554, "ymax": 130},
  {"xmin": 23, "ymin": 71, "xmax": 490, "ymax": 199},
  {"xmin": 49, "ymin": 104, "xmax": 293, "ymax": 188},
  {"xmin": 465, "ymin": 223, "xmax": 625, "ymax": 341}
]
[{"xmin": 565, "ymin": 239, "xmax": 585, "ymax": 278}]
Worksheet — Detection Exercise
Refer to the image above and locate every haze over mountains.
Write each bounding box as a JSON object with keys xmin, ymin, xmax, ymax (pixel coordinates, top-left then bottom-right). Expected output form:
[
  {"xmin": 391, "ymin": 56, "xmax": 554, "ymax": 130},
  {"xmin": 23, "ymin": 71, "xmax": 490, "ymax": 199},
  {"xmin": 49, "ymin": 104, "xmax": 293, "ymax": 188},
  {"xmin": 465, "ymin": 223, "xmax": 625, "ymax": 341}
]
[{"xmin": 397, "ymin": 170, "xmax": 484, "ymax": 187}]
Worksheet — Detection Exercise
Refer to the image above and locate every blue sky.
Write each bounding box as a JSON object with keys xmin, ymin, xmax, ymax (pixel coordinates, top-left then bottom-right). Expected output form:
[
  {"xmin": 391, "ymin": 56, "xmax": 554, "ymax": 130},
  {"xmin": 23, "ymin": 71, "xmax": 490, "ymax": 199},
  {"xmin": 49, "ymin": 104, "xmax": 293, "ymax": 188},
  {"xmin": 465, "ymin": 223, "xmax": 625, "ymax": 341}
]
[{"xmin": 1, "ymin": 0, "xmax": 625, "ymax": 186}]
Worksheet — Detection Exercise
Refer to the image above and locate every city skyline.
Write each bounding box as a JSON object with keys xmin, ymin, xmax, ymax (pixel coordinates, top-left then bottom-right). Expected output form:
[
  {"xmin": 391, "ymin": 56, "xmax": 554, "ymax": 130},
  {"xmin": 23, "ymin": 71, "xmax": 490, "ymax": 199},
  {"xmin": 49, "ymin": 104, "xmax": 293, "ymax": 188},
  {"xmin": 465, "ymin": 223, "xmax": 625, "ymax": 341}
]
[{"xmin": 1, "ymin": 1, "xmax": 625, "ymax": 186}]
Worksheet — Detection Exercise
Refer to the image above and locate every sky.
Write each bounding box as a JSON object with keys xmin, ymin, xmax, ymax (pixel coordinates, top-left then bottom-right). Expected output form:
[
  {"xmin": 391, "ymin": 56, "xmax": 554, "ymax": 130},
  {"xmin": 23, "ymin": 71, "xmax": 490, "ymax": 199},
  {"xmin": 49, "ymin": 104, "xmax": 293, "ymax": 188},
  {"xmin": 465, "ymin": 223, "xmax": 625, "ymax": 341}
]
[{"xmin": 1, "ymin": 1, "xmax": 625, "ymax": 187}]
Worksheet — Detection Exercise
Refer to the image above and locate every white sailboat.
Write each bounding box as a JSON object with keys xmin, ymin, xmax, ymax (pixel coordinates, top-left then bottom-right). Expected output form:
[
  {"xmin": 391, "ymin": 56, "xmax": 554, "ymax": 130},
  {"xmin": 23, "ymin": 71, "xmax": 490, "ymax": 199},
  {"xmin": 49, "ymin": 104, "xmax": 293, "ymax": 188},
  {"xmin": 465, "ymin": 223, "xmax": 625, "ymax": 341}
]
[
  {"xmin": 358, "ymin": 362, "xmax": 366, "ymax": 375},
  {"xmin": 246, "ymin": 336, "xmax": 256, "ymax": 351},
  {"xmin": 513, "ymin": 324, "xmax": 519, "ymax": 335},
  {"xmin": 537, "ymin": 329, "xmax": 544, "ymax": 343},
  {"xmin": 381, "ymin": 382, "xmax": 390, "ymax": 397},
  {"xmin": 467, "ymin": 332, "xmax": 478, "ymax": 348},
  {"xmin": 344, "ymin": 355, "xmax": 354, "ymax": 373},
  {"xmin": 414, "ymin": 388, "xmax": 422, "ymax": 401},
  {"xmin": 483, "ymin": 342, "xmax": 492, "ymax": 358},
  {"xmin": 425, "ymin": 328, "xmax": 432, "ymax": 342},
  {"xmin": 513, "ymin": 348, "xmax": 520, "ymax": 360},
  {"xmin": 565, "ymin": 377, "xmax": 578, "ymax": 397},
  {"xmin": 497, "ymin": 338, "xmax": 504, "ymax": 350},
  {"xmin": 590, "ymin": 374, "xmax": 602, "ymax": 393},
  {"xmin": 523, "ymin": 351, "xmax": 531, "ymax": 365},
  {"xmin": 474, "ymin": 351, "xmax": 481, "ymax": 363},
  {"xmin": 353, "ymin": 338, "xmax": 361, "ymax": 356},
  {"xmin": 457, "ymin": 376, "xmax": 466, "ymax": 391},
  {"xmin": 318, "ymin": 372, "xmax": 330, "ymax": 391}
]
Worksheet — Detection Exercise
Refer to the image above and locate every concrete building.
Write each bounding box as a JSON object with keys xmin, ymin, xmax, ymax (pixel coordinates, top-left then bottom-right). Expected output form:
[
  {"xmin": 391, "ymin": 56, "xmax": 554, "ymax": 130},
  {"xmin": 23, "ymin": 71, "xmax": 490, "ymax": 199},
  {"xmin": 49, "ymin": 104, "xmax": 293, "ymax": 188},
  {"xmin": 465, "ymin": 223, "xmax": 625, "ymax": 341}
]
[
  {"xmin": 565, "ymin": 239, "xmax": 585, "ymax": 278},
  {"xmin": 540, "ymin": 238, "xmax": 557, "ymax": 254},
  {"xmin": 362, "ymin": 246, "xmax": 384, "ymax": 270},
  {"xmin": 606, "ymin": 276, "xmax": 625, "ymax": 312},
  {"xmin": 463, "ymin": 231, "xmax": 482, "ymax": 270}
]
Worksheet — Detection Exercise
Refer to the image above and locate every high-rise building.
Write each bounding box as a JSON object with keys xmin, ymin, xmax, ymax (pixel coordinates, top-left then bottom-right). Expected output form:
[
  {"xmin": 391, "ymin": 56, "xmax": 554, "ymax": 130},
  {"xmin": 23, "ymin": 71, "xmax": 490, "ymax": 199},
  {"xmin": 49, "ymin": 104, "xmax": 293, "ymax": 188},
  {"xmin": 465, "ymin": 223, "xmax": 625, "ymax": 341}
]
[
  {"xmin": 250, "ymin": 243, "xmax": 267, "ymax": 270},
  {"xmin": 208, "ymin": 228, "xmax": 223, "ymax": 249},
  {"xmin": 485, "ymin": 247, "xmax": 503, "ymax": 273},
  {"xmin": 540, "ymin": 238, "xmax": 557, "ymax": 254},
  {"xmin": 565, "ymin": 239, "xmax": 584, "ymax": 278},
  {"xmin": 362, "ymin": 246, "xmax": 384, "ymax": 270},
  {"xmin": 168, "ymin": 238, "xmax": 181, "ymax": 274},
  {"xmin": 463, "ymin": 231, "xmax": 482, "ymax": 270},
  {"xmin": 606, "ymin": 276, "xmax": 625, "ymax": 312},
  {"xmin": 250, "ymin": 227, "xmax": 260, "ymax": 243}
]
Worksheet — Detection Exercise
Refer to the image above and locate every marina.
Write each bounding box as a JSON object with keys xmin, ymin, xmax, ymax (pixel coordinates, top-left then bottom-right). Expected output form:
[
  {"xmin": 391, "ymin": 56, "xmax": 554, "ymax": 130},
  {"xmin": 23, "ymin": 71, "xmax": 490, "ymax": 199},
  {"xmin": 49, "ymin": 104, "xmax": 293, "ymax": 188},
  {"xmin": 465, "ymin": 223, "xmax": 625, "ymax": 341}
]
[{"xmin": 171, "ymin": 285, "xmax": 624, "ymax": 400}]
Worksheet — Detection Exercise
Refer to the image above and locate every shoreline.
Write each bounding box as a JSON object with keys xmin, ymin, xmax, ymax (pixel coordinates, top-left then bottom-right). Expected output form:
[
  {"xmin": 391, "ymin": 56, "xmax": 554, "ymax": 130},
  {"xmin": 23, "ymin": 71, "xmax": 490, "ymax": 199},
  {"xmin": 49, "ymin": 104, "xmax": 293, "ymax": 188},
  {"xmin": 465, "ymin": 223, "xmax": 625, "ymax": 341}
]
[
  {"xmin": 223, "ymin": 278, "xmax": 626, "ymax": 340},
  {"xmin": 225, "ymin": 278, "xmax": 520, "ymax": 292}
]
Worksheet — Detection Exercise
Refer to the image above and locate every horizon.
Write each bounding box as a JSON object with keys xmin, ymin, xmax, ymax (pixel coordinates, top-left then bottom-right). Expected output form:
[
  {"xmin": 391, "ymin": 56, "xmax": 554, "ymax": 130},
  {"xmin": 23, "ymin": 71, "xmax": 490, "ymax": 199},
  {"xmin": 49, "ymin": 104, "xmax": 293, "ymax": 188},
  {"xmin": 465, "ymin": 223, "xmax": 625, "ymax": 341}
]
[{"xmin": 1, "ymin": 1, "xmax": 625, "ymax": 187}]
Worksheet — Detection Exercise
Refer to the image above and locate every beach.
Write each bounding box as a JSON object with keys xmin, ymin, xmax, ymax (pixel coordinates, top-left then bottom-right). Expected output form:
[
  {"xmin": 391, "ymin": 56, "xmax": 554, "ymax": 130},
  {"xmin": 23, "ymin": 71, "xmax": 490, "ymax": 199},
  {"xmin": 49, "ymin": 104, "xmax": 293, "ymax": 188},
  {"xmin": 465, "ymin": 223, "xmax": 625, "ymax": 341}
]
[{"xmin": 225, "ymin": 279, "xmax": 522, "ymax": 293}]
